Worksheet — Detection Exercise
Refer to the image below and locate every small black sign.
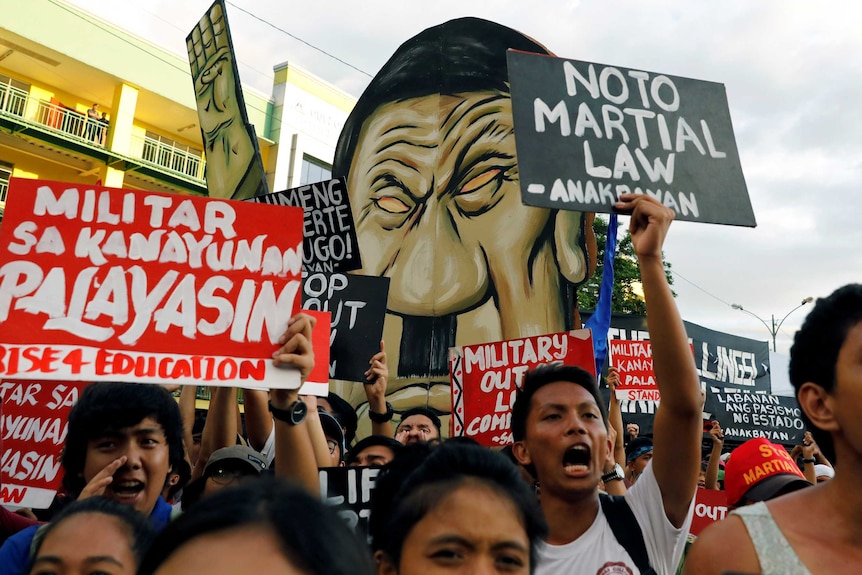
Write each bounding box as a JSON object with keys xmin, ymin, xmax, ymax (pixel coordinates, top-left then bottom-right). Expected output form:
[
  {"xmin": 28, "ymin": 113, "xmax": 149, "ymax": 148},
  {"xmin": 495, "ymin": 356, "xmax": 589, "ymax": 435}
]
[
  {"xmin": 251, "ymin": 177, "xmax": 361, "ymax": 272},
  {"xmin": 302, "ymin": 272, "xmax": 389, "ymax": 382}
]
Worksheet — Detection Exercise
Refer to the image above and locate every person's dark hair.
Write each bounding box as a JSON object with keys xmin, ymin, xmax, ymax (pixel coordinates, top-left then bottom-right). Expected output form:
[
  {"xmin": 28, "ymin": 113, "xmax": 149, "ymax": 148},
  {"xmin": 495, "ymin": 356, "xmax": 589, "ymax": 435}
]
[
  {"xmin": 345, "ymin": 435, "xmax": 403, "ymax": 465},
  {"xmin": 325, "ymin": 392, "xmax": 358, "ymax": 445},
  {"xmin": 397, "ymin": 406, "xmax": 443, "ymax": 435},
  {"xmin": 138, "ymin": 477, "xmax": 374, "ymax": 575},
  {"xmin": 30, "ymin": 496, "xmax": 155, "ymax": 568},
  {"xmin": 166, "ymin": 454, "xmax": 191, "ymax": 502},
  {"xmin": 373, "ymin": 442, "xmax": 547, "ymax": 573},
  {"xmin": 789, "ymin": 284, "xmax": 862, "ymax": 464},
  {"xmin": 511, "ymin": 363, "xmax": 607, "ymax": 442},
  {"xmin": 61, "ymin": 383, "xmax": 184, "ymax": 495},
  {"xmin": 333, "ymin": 17, "xmax": 550, "ymax": 177}
]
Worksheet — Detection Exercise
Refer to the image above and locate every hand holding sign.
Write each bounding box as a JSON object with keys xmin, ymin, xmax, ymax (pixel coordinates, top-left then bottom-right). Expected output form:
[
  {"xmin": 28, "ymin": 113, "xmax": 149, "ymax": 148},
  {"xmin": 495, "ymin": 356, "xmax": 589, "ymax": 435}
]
[
  {"xmin": 363, "ymin": 341, "xmax": 388, "ymax": 400},
  {"xmin": 616, "ymin": 192, "xmax": 675, "ymax": 261},
  {"xmin": 272, "ymin": 313, "xmax": 317, "ymax": 386}
]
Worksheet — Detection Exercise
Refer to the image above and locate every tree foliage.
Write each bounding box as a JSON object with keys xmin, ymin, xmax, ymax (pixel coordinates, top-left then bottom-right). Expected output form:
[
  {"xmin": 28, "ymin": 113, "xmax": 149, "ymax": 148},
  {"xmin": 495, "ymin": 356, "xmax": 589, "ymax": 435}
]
[{"xmin": 576, "ymin": 216, "xmax": 675, "ymax": 315}]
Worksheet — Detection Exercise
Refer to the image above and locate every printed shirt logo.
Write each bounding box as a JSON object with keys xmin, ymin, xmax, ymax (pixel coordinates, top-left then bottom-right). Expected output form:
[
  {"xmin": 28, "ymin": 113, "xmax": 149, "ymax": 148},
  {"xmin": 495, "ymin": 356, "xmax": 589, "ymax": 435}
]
[{"xmin": 596, "ymin": 561, "xmax": 634, "ymax": 575}]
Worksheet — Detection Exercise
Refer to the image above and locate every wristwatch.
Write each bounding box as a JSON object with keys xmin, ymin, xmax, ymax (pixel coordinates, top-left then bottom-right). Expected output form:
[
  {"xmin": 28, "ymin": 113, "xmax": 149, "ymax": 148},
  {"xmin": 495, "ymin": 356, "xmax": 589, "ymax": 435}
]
[
  {"xmin": 602, "ymin": 463, "xmax": 625, "ymax": 483},
  {"xmin": 269, "ymin": 399, "xmax": 308, "ymax": 425},
  {"xmin": 368, "ymin": 401, "xmax": 394, "ymax": 423}
]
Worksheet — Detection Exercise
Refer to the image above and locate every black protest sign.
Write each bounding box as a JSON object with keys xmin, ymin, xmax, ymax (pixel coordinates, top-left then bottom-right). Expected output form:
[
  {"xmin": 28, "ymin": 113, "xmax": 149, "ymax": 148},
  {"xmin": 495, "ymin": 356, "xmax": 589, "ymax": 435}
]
[
  {"xmin": 251, "ymin": 177, "xmax": 361, "ymax": 272},
  {"xmin": 705, "ymin": 392, "xmax": 805, "ymax": 446},
  {"xmin": 508, "ymin": 51, "xmax": 755, "ymax": 226},
  {"xmin": 302, "ymin": 272, "xmax": 389, "ymax": 382},
  {"xmin": 319, "ymin": 465, "xmax": 380, "ymax": 541}
]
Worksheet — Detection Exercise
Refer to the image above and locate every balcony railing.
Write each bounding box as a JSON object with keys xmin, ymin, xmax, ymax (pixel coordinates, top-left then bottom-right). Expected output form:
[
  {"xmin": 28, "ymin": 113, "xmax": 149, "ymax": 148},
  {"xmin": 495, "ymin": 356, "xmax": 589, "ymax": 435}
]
[
  {"xmin": 0, "ymin": 83, "xmax": 206, "ymax": 185},
  {"xmin": 131, "ymin": 134, "xmax": 206, "ymax": 181},
  {"xmin": 0, "ymin": 178, "xmax": 8, "ymax": 203}
]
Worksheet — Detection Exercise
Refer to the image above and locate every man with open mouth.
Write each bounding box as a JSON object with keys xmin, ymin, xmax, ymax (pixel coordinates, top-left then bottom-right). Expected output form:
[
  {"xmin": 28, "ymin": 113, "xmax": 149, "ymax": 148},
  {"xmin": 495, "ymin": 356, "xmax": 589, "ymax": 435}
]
[{"xmin": 511, "ymin": 195, "xmax": 702, "ymax": 575}]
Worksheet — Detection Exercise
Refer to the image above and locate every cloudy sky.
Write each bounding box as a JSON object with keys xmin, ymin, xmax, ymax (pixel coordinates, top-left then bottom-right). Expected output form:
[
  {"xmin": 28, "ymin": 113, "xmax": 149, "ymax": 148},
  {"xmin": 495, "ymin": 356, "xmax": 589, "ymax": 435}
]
[{"xmin": 66, "ymin": 0, "xmax": 862, "ymax": 354}]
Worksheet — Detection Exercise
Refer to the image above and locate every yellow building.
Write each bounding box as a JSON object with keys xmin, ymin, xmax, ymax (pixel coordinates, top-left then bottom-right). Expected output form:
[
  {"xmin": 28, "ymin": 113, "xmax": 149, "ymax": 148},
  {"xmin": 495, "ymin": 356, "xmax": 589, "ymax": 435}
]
[{"xmin": 0, "ymin": 0, "xmax": 356, "ymax": 220}]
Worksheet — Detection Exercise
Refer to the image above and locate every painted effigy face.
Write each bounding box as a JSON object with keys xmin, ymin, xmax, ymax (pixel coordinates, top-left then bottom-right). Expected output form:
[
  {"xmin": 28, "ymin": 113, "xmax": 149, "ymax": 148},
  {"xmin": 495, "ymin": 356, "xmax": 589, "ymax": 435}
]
[{"xmin": 331, "ymin": 18, "xmax": 596, "ymax": 435}]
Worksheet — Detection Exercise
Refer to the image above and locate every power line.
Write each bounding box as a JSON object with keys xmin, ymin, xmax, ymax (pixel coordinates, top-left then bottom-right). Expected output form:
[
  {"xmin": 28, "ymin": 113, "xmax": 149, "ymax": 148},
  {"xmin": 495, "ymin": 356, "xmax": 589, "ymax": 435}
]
[
  {"xmin": 225, "ymin": 1, "xmax": 373, "ymax": 78},
  {"xmin": 670, "ymin": 269, "xmax": 735, "ymax": 308}
]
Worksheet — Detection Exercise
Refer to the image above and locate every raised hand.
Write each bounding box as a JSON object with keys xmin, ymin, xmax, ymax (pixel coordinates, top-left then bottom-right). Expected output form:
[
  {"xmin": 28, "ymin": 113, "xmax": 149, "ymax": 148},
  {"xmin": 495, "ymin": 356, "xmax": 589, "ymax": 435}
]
[{"xmin": 187, "ymin": 1, "xmax": 265, "ymax": 200}]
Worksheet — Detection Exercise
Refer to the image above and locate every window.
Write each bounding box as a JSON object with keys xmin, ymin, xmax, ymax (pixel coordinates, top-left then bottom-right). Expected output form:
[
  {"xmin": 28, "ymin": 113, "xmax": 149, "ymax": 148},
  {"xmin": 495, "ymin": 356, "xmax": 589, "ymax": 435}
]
[
  {"xmin": 0, "ymin": 161, "xmax": 12, "ymax": 204},
  {"xmin": 300, "ymin": 155, "xmax": 332, "ymax": 185}
]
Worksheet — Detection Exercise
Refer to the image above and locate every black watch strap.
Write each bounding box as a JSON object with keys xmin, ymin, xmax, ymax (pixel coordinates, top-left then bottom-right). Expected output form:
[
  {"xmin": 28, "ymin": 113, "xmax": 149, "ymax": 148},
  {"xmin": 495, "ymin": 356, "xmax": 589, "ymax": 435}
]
[
  {"xmin": 269, "ymin": 399, "xmax": 307, "ymax": 425},
  {"xmin": 368, "ymin": 401, "xmax": 394, "ymax": 423}
]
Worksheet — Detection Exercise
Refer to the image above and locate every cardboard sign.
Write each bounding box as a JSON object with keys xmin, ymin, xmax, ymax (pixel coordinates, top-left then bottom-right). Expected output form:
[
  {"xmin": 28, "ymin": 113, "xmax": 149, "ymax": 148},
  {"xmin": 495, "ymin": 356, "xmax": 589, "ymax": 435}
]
[
  {"xmin": 609, "ymin": 340, "xmax": 659, "ymax": 401},
  {"xmin": 188, "ymin": 0, "xmax": 269, "ymax": 200},
  {"xmin": 449, "ymin": 330, "xmax": 595, "ymax": 446},
  {"xmin": 1, "ymin": 380, "xmax": 88, "ymax": 508},
  {"xmin": 0, "ymin": 179, "xmax": 304, "ymax": 389},
  {"xmin": 301, "ymin": 272, "xmax": 389, "ymax": 382},
  {"xmin": 690, "ymin": 487, "xmax": 728, "ymax": 537},
  {"xmin": 251, "ymin": 178, "xmax": 361, "ymax": 273},
  {"xmin": 298, "ymin": 311, "xmax": 331, "ymax": 397},
  {"xmin": 508, "ymin": 51, "xmax": 755, "ymax": 227},
  {"xmin": 319, "ymin": 465, "xmax": 381, "ymax": 542},
  {"xmin": 705, "ymin": 391, "xmax": 805, "ymax": 446}
]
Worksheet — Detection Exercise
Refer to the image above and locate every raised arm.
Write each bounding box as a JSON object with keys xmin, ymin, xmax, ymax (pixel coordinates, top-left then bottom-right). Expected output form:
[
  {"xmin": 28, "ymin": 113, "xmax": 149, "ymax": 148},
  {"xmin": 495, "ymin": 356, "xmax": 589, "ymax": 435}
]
[
  {"xmin": 271, "ymin": 312, "xmax": 319, "ymax": 496},
  {"xmin": 364, "ymin": 340, "xmax": 393, "ymax": 437},
  {"xmin": 242, "ymin": 388, "xmax": 273, "ymax": 453},
  {"xmin": 606, "ymin": 367, "xmax": 627, "ymax": 469},
  {"xmin": 191, "ymin": 386, "xmax": 238, "ymax": 481},
  {"xmin": 705, "ymin": 421, "xmax": 724, "ymax": 490},
  {"xmin": 616, "ymin": 193, "xmax": 702, "ymax": 528}
]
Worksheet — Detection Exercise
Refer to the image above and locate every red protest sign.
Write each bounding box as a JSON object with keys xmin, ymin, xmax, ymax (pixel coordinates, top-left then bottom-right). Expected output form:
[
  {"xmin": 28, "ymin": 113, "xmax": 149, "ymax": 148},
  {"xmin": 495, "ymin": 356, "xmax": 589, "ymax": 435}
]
[
  {"xmin": 689, "ymin": 487, "xmax": 728, "ymax": 537},
  {"xmin": 1, "ymin": 380, "xmax": 88, "ymax": 508},
  {"xmin": 609, "ymin": 339, "xmax": 659, "ymax": 402},
  {"xmin": 450, "ymin": 330, "xmax": 594, "ymax": 446},
  {"xmin": 0, "ymin": 179, "xmax": 304, "ymax": 389},
  {"xmin": 299, "ymin": 310, "xmax": 331, "ymax": 397}
]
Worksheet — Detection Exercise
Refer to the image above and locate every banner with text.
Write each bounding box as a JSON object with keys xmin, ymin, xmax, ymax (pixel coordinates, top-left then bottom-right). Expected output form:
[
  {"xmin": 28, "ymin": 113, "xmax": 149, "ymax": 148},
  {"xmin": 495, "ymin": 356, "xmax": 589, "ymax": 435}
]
[
  {"xmin": 583, "ymin": 312, "xmax": 772, "ymax": 435},
  {"xmin": 705, "ymin": 391, "xmax": 805, "ymax": 446},
  {"xmin": 508, "ymin": 51, "xmax": 755, "ymax": 226},
  {"xmin": 301, "ymin": 272, "xmax": 389, "ymax": 382},
  {"xmin": 1, "ymin": 380, "xmax": 88, "ymax": 508},
  {"xmin": 250, "ymin": 177, "xmax": 361, "ymax": 273},
  {"xmin": 0, "ymin": 179, "xmax": 304, "ymax": 389},
  {"xmin": 319, "ymin": 465, "xmax": 380, "ymax": 542},
  {"xmin": 450, "ymin": 330, "xmax": 594, "ymax": 446}
]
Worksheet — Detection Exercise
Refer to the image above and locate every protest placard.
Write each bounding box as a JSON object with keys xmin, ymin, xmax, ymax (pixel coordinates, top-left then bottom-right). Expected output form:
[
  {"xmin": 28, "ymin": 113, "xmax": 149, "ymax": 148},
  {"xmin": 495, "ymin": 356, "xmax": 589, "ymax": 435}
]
[
  {"xmin": 705, "ymin": 391, "xmax": 805, "ymax": 446},
  {"xmin": 450, "ymin": 330, "xmax": 594, "ymax": 446},
  {"xmin": 1, "ymin": 380, "xmax": 88, "ymax": 508},
  {"xmin": 251, "ymin": 177, "xmax": 361, "ymax": 273},
  {"xmin": 319, "ymin": 465, "xmax": 380, "ymax": 542},
  {"xmin": 0, "ymin": 179, "xmax": 304, "ymax": 389},
  {"xmin": 299, "ymin": 310, "xmax": 331, "ymax": 397},
  {"xmin": 690, "ymin": 487, "xmax": 728, "ymax": 537},
  {"xmin": 301, "ymin": 272, "xmax": 389, "ymax": 382},
  {"xmin": 508, "ymin": 51, "xmax": 755, "ymax": 226},
  {"xmin": 609, "ymin": 339, "xmax": 658, "ymax": 402}
]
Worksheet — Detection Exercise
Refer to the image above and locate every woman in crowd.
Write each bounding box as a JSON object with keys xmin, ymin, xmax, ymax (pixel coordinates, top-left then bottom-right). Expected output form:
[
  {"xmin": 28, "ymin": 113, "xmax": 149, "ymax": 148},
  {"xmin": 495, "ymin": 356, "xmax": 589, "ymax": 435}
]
[
  {"xmin": 372, "ymin": 441, "xmax": 547, "ymax": 575},
  {"xmin": 28, "ymin": 497, "xmax": 155, "ymax": 575},
  {"xmin": 137, "ymin": 477, "xmax": 374, "ymax": 575}
]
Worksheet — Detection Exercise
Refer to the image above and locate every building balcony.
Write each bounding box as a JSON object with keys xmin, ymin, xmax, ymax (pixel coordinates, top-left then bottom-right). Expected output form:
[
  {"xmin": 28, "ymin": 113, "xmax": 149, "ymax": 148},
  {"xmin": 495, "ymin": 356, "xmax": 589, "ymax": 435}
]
[{"xmin": 0, "ymin": 82, "xmax": 207, "ymax": 194}]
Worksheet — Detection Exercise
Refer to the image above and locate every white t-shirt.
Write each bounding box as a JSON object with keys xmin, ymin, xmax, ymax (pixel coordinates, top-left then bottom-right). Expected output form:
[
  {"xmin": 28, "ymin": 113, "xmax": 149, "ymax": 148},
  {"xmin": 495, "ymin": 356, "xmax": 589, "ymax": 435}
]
[{"xmin": 535, "ymin": 462, "xmax": 693, "ymax": 575}]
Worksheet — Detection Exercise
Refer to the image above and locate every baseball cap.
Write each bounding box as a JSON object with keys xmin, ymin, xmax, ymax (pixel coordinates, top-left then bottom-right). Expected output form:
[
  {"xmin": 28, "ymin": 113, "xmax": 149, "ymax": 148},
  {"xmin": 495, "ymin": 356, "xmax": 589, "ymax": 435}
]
[
  {"xmin": 204, "ymin": 445, "xmax": 267, "ymax": 476},
  {"xmin": 625, "ymin": 437, "xmax": 654, "ymax": 463},
  {"xmin": 724, "ymin": 437, "xmax": 810, "ymax": 507},
  {"xmin": 320, "ymin": 411, "xmax": 346, "ymax": 462},
  {"xmin": 814, "ymin": 464, "xmax": 835, "ymax": 480}
]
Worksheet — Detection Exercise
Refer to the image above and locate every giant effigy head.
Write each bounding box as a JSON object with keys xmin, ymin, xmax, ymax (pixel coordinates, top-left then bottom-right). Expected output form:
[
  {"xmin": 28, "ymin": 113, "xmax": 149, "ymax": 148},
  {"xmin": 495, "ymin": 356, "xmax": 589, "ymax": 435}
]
[{"xmin": 331, "ymin": 17, "xmax": 597, "ymax": 432}]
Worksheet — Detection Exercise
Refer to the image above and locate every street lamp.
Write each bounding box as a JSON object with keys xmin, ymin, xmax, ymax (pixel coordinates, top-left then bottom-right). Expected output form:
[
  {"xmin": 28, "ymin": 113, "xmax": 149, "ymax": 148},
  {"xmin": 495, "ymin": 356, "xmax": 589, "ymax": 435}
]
[{"xmin": 731, "ymin": 297, "xmax": 814, "ymax": 352}]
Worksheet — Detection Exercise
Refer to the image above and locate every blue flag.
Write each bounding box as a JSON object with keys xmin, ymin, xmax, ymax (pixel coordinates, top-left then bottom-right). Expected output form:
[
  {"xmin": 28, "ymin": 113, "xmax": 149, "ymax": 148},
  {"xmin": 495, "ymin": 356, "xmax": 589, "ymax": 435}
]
[{"xmin": 584, "ymin": 213, "xmax": 618, "ymax": 378}]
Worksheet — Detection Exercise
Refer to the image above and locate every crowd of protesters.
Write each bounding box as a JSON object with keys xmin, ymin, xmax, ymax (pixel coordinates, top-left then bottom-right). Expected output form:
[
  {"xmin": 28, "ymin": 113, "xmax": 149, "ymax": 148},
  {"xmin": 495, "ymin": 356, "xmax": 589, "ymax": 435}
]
[{"xmin": 0, "ymin": 194, "xmax": 859, "ymax": 575}]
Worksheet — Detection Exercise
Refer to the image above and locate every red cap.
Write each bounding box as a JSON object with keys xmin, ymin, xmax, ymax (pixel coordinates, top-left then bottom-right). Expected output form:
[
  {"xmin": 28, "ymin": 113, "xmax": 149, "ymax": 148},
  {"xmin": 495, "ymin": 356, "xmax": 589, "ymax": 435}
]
[{"xmin": 724, "ymin": 437, "xmax": 809, "ymax": 507}]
